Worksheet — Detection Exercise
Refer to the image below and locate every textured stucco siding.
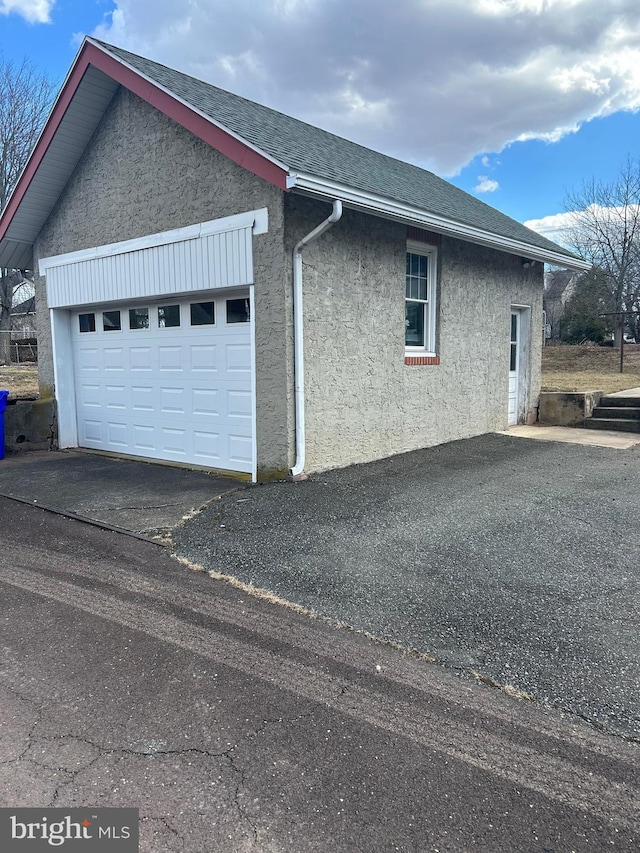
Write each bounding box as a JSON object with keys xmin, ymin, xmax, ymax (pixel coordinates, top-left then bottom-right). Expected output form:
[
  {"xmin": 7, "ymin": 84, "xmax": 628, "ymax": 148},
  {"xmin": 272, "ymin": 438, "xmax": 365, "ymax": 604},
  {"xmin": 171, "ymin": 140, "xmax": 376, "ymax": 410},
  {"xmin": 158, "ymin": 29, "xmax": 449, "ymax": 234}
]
[
  {"xmin": 33, "ymin": 87, "xmax": 291, "ymax": 475},
  {"xmin": 285, "ymin": 195, "xmax": 543, "ymax": 473}
]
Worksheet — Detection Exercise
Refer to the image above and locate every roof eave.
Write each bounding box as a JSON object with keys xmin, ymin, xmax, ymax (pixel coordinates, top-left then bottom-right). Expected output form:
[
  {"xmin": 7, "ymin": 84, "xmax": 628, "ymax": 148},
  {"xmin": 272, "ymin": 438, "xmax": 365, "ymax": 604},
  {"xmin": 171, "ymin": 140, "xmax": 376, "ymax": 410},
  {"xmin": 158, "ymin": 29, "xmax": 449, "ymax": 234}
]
[
  {"xmin": 0, "ymin": 38, "xmax": 291, "ymax": 270},
  {"xmin": 288, "ymin": 172, "xmax": 591, "ymax": 271}
]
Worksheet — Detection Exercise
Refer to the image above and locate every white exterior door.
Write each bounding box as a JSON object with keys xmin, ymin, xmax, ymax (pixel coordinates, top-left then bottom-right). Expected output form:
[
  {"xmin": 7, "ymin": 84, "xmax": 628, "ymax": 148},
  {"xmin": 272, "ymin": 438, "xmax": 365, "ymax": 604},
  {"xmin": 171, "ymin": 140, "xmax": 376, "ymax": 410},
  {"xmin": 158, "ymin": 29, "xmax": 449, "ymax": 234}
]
[
  {"xmin": 70, "ymin": 292, "xmax": 253, "ymax": 473},
  {"xmin": 508, "ymin": 309, "xmax": 520, "ymax": 426}
]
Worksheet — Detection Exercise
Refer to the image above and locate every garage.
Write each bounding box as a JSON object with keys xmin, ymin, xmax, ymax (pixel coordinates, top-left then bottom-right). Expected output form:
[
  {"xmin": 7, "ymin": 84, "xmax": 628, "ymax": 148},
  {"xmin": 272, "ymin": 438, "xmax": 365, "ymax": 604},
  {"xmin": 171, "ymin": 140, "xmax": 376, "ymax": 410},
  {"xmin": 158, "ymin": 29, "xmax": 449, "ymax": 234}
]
[
  {"xmin": 40, "ymin": 211, "xmax": 266, "ymax": 479},
  {"xmin": 70, "ymin": 292, "xmax": 252, "ymax": 472}
]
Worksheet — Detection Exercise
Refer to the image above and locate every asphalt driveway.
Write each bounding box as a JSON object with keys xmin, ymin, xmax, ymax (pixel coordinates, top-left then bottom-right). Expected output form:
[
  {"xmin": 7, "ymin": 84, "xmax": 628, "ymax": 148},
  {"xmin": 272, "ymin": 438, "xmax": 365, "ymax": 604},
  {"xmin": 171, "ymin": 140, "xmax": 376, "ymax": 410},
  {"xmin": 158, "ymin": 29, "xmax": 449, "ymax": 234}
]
[{"xmin": 173, "ymin": 433, "xmax": 640, "ymax": 739}]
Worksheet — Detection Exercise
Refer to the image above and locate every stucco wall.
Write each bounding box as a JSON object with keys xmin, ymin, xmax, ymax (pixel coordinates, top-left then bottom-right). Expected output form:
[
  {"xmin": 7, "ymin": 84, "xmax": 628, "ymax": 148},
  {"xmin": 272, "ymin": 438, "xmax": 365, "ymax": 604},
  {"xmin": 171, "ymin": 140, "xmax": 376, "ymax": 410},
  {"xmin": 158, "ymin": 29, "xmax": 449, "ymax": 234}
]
[
  {"xmin": 33, "ymin": 87, "xmax": 291, "ymax": 476},
  {"xmin": 285, "ymin": 195, "xmax": 543, "ymax": 472}
]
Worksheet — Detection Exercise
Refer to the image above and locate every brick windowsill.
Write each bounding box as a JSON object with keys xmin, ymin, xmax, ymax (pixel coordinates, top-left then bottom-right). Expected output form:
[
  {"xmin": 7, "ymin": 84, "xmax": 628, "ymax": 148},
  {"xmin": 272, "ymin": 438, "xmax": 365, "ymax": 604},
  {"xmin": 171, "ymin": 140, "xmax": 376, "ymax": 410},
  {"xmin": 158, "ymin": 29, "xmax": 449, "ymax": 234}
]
[{"xmin": 404, "ymin": 355, "xmax": 440, "ymax": 366}]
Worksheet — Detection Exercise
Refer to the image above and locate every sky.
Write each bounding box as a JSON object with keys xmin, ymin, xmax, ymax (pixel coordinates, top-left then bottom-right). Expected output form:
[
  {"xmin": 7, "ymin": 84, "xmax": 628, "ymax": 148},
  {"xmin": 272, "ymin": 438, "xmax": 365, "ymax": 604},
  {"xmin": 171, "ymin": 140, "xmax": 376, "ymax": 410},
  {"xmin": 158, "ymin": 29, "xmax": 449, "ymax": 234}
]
[{"xmin": 1, "ymin": 0, "xmax": 640, "ymax": 243}]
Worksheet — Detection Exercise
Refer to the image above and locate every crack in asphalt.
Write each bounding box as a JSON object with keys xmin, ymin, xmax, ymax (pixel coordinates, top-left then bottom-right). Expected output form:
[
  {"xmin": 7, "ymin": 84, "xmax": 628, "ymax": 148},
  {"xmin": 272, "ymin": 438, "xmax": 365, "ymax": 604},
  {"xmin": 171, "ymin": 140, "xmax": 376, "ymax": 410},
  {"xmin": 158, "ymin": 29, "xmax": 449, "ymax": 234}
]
[
  {"xmin": 2, "ymin": 691, "xmax": 316, "ymax": 846},
  {"xmin": 0, "ymin": 684, "xmax": 44, "ymax": 765}
]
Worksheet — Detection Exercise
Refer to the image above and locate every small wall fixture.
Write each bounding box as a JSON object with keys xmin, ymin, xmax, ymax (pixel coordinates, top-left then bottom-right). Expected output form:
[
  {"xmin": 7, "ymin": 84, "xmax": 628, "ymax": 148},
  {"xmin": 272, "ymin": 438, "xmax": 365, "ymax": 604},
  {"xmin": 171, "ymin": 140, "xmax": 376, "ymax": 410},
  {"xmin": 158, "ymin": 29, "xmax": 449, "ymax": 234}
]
[{"xmin": 521, "ymin": 258, "xmax": 536, "ymax": 269}]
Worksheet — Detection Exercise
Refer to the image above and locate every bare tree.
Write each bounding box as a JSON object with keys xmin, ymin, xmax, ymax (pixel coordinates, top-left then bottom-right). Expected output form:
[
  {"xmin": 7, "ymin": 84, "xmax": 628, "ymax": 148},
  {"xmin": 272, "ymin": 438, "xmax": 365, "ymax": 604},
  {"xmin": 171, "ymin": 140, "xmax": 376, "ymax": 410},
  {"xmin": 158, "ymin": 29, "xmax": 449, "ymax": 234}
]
[
  {"xmin": 0, "ymin": 55, "xmax": 56, "ymax": 364},
  {"xmin": 565, "ymin": 158, "xmax": 640, "ymax": 345}
]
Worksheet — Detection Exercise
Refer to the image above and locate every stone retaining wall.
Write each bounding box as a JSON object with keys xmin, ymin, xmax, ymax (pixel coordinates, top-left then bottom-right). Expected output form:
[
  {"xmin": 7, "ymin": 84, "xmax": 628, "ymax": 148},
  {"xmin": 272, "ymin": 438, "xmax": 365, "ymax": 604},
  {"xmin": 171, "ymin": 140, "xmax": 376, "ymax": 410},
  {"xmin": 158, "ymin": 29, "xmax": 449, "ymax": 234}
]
[
  {"xmin": 2, "ymin": 397, "xmax": 55, "ymax": 453},
  {"xmin": 538, "ymin": 391, "xmax": 603, "ymax": 426}
]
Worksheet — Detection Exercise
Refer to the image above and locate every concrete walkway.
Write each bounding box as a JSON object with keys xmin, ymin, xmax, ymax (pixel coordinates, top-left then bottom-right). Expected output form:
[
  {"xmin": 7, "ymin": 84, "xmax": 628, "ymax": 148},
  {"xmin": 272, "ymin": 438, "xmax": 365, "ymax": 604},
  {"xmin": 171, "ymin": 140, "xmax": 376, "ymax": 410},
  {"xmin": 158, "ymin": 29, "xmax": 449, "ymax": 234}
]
[
  {"xmin": 608, "ymin": 385, "xmax": 640, "ymax": 397},
  {"xmin": 504, "ymin": 386, "xmax": 640, "ymax": 448},
  {"xmin": 499, "ymin": 423, "xmax": 640, "ymax": 449},
  {"xmin": 0, "ymin": 450, "xmax": 241, "ymax": 539}
]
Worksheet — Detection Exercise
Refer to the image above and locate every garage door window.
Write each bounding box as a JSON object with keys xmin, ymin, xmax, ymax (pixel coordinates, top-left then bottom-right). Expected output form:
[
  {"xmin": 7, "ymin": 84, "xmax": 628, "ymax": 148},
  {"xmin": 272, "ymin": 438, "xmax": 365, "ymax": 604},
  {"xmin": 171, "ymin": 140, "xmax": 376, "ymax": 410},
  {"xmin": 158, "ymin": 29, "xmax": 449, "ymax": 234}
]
[
  {"xmin": 158, "ymin": 304, "xmax": 180, "ymax": 328},
  {"xmin": 129, "ymin": 307, "xmax": 149, "ymax": 330},
  {"xmin": 226, "ymin": 298, "xmax": 250, "ymax": 324},
  {"xmin": 103, "ymin": 310, "xmax": 121, "ymax": 331},
  {"xmin": 190, "ymin": 301, "xmax": 215, "ymax": 326},
  {"xmin": 79, "ymin": 313, "xmax": 96, "ymax": 333}
]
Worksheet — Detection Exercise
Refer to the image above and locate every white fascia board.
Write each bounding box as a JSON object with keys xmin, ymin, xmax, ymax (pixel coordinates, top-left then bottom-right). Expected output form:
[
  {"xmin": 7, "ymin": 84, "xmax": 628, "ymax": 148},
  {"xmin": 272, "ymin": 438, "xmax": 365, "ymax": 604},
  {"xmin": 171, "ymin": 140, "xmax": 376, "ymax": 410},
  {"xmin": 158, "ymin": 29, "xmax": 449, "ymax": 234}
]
[
  {"xmin": 288, "ymin": 172, "xmax": 591, "ymax": 271},
  {"xmin": 86, "ymin": 38, "xmax": 291, "ymax": 178},
  {"xmin": 39, "ymin": 208, "xmax": 268, "ymax": 274}
]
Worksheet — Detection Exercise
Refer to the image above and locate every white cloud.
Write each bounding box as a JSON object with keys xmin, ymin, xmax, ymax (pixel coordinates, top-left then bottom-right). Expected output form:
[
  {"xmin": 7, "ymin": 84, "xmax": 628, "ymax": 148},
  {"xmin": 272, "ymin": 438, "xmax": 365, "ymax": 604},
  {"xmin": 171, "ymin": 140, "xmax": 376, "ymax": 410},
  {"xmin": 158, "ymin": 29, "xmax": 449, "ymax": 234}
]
[
  {"xmin": 524, "ymin": 211, "xmax": 576, "ymax": 243},
  {"xmin": 474, "ymin": 176, "xmax": 500, "ymax": 193},
  {"xmin": 91, "ymin": 0, "xmax": 640, "ymax": 175},
  {"xmin": 0, "ymin": 0, "xmax": 53, "ymax": 23}
]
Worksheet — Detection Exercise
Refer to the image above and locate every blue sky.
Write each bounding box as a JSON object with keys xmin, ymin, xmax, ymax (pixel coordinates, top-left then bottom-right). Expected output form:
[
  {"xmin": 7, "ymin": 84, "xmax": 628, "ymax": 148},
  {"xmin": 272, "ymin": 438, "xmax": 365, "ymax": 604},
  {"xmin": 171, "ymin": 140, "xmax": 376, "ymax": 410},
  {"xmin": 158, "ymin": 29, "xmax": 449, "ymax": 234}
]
[{"xmin": 2, "ymin": 0, "xmax": 639, "ymax": 240}]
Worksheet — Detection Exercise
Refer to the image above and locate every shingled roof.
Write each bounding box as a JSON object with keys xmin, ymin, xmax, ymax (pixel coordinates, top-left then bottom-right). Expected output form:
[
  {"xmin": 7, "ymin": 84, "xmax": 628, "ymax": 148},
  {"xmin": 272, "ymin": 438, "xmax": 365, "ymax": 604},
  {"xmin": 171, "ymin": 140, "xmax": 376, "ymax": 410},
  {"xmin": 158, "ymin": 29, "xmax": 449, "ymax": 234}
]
[{"xmin": 0, "ymin": 37, "xmax": 588, "ymax": 271}]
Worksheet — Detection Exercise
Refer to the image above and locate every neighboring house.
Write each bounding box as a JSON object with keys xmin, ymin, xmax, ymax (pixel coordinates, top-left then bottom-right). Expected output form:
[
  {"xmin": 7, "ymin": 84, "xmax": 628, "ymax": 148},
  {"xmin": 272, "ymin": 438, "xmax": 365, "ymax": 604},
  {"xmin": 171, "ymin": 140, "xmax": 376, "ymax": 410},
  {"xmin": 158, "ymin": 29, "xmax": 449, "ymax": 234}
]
[
  {"xmin": 10, "ymin": 277, "xmax": 36, "ymax": 338},
  {"xmin": 0, "ymin": 38, "xmax": 588, "ymax": 480},
  {"xmin": 543, "ymin": 269, "xmax": 580, "ymax": 340}
]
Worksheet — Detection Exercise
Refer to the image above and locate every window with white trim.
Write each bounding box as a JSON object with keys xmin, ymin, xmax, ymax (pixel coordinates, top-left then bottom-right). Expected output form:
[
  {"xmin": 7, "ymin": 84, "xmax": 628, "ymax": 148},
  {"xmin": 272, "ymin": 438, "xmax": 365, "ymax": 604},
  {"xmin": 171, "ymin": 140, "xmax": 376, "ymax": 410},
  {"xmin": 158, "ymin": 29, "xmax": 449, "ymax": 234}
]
[{"xmin": 405, "ymin": 241, "xmax": 437, "ymax": 353}]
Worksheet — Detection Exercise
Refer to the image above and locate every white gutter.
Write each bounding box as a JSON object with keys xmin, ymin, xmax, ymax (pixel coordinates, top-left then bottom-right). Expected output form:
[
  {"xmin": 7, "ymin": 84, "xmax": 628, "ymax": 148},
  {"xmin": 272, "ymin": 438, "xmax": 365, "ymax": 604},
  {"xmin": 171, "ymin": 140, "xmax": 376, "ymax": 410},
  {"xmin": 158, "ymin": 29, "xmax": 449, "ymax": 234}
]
[
  {"xmin": 290, "ymin": 199, "xmax": 343, "ymax": 478},
  {"xmin": 287, "ymin": 172, "xmax": 591, "ymax": 272}
]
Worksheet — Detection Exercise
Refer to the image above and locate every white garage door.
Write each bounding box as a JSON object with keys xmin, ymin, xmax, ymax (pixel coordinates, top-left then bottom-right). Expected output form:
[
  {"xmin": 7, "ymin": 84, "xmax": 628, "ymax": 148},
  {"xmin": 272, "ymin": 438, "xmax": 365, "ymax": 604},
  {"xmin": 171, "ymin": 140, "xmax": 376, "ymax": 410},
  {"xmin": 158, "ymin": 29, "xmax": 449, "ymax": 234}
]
[{"xmin": 70, "ymin": 291, "xmax": 253, "ymax": 473}]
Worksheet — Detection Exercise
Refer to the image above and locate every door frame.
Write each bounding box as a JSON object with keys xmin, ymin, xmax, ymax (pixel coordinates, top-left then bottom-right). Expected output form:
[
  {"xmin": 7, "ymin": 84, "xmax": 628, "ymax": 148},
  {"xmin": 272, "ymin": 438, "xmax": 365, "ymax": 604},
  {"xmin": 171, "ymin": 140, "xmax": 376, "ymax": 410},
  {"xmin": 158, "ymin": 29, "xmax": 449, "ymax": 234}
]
[{"xmin": 509, "ymin": 305, "xmax": 531, "ymax": 425}]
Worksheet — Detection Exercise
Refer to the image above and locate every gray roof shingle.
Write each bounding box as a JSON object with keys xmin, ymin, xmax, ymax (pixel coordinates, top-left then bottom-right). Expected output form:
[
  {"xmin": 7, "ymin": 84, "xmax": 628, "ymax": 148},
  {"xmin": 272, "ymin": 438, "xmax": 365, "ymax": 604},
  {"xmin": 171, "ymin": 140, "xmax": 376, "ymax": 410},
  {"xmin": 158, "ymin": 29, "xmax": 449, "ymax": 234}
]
[{"xmin": 96, "ymin": 40, "xmax": 577, "ymax": 261}]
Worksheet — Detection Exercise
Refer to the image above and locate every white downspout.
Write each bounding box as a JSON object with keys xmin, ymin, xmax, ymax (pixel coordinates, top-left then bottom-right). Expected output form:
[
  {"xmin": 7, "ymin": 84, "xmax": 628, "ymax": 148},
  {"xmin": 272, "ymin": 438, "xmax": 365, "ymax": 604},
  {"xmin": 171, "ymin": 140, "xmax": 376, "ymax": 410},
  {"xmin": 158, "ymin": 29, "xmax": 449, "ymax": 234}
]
[{"xmin": 290, "ymin": 199, "xmax": 343, "ymax": 478}]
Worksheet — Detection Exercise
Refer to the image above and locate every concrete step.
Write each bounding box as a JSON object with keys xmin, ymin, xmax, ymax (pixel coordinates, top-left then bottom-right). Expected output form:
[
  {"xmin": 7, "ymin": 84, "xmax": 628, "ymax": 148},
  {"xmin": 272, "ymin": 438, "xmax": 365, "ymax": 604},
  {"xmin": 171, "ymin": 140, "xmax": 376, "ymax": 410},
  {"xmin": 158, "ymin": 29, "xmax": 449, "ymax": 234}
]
[
  {"xmin": 591, "ymin": 406, "xmax": 640, "ymax": 420},
  {"xmin": 583, "ymin": 417, "xmax": 640, "ymax": 433},
  {"xmin": 599, "ymin": 395, "xmax": 640, "ymax": 408}
]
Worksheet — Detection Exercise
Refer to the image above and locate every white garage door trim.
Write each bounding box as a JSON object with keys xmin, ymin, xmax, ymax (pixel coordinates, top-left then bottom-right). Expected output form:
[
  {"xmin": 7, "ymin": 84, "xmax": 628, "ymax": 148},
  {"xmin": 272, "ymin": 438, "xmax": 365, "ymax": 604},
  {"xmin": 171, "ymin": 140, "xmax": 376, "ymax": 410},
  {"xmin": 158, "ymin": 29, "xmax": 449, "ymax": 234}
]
[
  {"xmin": 40, "ymin": 208, "xmax": 267, "ymax": 308},
  {"xmin": 42, "ymin": 211, "xmax": 265, "ymax": 480}
]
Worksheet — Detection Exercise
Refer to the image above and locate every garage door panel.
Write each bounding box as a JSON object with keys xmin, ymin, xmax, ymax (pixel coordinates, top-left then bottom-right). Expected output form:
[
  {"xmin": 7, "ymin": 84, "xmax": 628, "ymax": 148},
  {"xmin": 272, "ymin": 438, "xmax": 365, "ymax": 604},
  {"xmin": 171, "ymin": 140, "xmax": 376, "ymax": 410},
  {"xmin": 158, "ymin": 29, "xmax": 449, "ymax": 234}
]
[
  {"xmin": 106, "ymin": 421, "xmax": 128, "ymax": 447},
  {"xmin": 78, "ymin": 383, "xmax": 102, "ymax": 407},
  {"xmin": 190, "ymin": 344, "xmax": 218, "ymax": 372},
  {"xmin": 105, "ymin": 385, "xmax": 127, "ymax": 410},
  {"xmin": 78, "ymin": 347, "xmax": 101, "ymax": 371},
  {"xmin": 158, "ymin": 345, "xmax": 184, "ymax": 372},
  {"xmin": 161, "ymin": 426, "xmax": 187, "ymax": 456},
  {"xmin": 228, "ymin": 433, "xmax": 253, "ymax": 466},
  {"xmin": 133, "ymin": 424, "xmax": 156, "ymax": 451},
  {"xmin": 227, "ymin": 389, "xmax": 252, "ymax": 418},
  {"xmin": 193, "ymin": 430, "xmax": 221, "ymax": 463},
  {"xmin": 81, "ymin": 419, "xmax": 103, "ymax": 443},
  {"xmin": 131, "ymin": 385, "xmax": 155, "ymax": 412},
  {"xmin": 192, "ymin": 388, "xmax": 219, "ymax": 416},
  {"xmin": 71, "ymin": 292, "xmax": 253, "ymax": 473},
  {"xmin": 160, "ymin": 386, "xmax": 186, "ymax": 414},
  {"xmin": 130, "ymin": 346, "xmax": 154, "ymax": 371},
  {"xmin": 225, "ymin": 342, "xmax": 251, "ymax": 372}
]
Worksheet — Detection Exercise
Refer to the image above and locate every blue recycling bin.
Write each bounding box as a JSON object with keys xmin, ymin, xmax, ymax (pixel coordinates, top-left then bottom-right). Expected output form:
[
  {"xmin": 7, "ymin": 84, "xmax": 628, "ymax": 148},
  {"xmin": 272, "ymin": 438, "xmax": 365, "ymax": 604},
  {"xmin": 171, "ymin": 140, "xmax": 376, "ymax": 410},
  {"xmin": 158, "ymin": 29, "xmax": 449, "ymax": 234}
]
[{"xmin": 0, "ymin": 389, "xmax": 8, "ymax": 460}]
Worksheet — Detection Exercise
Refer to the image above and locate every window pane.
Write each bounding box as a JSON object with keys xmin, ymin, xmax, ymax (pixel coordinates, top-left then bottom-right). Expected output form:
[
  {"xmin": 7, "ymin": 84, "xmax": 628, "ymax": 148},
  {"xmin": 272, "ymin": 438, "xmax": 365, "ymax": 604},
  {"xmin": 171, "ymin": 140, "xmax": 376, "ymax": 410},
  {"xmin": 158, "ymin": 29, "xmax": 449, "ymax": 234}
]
[
  {"xmin": 129, "ymin": 307, "xmax": 149, "ymax": 329},
  {"xmin": 510, "ymin": 343, "xmax": 517, "ymax": 371},
  {"xmin": 226, "ymin": 298, "xmax": 250, "ymax": 323},
  {"xmin": 190, "ymin": 301, "xmax": 215, "ymax": 325},
  {"xmin": 79, "ymin": 313, "xmax": 95, "ymax": 333},
  {"xmin": 158, "ymin": 304, "xmax": 180, "ymax": 328},
  {"xmin": 103, "ymin": 310, "xmax": 121, "ymax": 331},
  {"xmin": 511, "ymin": 313, "xmax": 518, "ymax": 342},
  {"xmin": 406, "ymin": 252, "xmax": 428, "ymax": 301},
  {"xmin": 405, "ymin": 301, "xmax": 425, "ymax": 347}
]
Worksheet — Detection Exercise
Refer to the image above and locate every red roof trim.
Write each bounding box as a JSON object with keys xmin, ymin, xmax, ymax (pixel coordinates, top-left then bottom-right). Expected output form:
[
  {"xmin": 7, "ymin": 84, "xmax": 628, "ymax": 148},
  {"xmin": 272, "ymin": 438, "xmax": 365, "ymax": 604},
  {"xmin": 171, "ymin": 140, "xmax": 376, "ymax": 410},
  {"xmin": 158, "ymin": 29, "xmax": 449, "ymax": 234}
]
[{"xmin": 0, "ymin": 41, "xmax": 289, "ymax": 245}]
